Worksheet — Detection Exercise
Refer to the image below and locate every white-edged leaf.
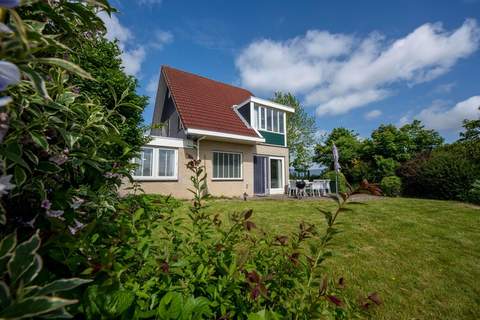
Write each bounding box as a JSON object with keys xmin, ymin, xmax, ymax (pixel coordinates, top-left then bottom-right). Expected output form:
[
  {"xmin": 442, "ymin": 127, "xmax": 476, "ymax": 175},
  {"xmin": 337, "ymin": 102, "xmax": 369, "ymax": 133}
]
[
  {"xmin": 35, "ymin": 58, "xmax": 93, "ymax": 80},
  {"xmin": 0, "ymin": 296, "xmax": 77, "ymax": 319},
  {"xmin": 36, "ymin": 278, "xmax": 92, "ymax": 296},
  {"xmin": 29, "ymin": 131, "xmax": 49, "ymax": 150}
]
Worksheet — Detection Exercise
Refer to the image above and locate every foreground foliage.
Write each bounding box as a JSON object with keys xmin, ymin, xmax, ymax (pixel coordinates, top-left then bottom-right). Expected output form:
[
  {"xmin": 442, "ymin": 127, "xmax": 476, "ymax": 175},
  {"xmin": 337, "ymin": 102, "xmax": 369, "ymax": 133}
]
[
  {"xmin": 200, "ymin": 197, "xmax": 480, "ymax": 320},
  {"xmin": 80, "ymin": 160, "xmax": 380, "ymax": 319}
]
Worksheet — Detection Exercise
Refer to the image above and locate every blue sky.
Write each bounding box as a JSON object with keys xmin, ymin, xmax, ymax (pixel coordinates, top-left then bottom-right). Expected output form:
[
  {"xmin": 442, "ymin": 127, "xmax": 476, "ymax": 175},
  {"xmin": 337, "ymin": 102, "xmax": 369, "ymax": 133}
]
[{"xmin": 104, "ymin": 0, "xmax": 480, "ymax": 142}]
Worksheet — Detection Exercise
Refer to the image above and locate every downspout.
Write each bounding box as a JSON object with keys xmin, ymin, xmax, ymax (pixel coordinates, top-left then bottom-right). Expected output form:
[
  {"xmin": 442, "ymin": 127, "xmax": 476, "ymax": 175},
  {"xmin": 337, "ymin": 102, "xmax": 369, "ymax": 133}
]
[{"xmin": 196, "ymin": 136, "xmax": 206, "ymax": 160}]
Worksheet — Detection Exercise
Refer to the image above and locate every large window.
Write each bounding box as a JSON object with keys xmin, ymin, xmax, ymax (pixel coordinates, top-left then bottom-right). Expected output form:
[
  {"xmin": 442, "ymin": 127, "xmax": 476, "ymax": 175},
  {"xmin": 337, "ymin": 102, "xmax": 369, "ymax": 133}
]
[
  {"xmin": 133, "ymin": 147, "xmax": 177, "ymax": 179},
  {"xmin": 213, "ymin": 152, "xmax": 242, "ymax": 179},
  {"xmin": 254, "ymin": 105, "xmax": 285, "ymax": 134}
]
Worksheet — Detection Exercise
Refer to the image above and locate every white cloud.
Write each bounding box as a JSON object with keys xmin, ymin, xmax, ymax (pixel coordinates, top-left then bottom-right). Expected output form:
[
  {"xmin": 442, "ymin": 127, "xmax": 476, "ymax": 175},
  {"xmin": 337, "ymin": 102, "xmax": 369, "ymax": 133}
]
[
  {"xmin": 236, "ymin": 19, "xmax": 480, "ymax": 117},
  {"xmin": 416, "ymin": 96, "xmax": 480, "ymax": 131},
  {"xmin": 152, "ymin": 30, "xmax": 174, "ymax": 50},
  {"xmin": 364, "ymin": 109, "xmax": 382, "ymax": 120},
  {"xmin": 146, "ymin": 76, "xmax": 159, "ymax": 96},
  {"xmin": 98, "ymin": 12, "xmax": 146, "ymax": 76}
]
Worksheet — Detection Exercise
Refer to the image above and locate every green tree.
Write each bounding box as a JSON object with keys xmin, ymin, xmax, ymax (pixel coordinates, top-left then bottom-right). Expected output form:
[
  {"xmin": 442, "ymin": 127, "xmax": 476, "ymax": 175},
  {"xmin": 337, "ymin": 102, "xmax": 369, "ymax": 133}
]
[
  {"xmin": 71, "ymin": 38, "xmax": 149, "ymax": 161},
  {"xmin": 314, "ymin": 128, "xmax": 363, "ymax": 181},
  {"xmin": 459, "ymin": 107, "xmax": 480, "ymax": 142},
  {"xmin": 272, "ymin": 92, "xmax": 316, "ymax": 174}
]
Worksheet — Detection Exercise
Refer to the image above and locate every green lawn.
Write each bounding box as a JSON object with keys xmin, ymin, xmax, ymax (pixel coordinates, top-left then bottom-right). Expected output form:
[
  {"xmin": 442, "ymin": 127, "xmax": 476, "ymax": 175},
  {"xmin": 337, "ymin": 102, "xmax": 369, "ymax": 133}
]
[{"xmin": 183, "ymin": 196, "xmax": 480, "ymax": 319}]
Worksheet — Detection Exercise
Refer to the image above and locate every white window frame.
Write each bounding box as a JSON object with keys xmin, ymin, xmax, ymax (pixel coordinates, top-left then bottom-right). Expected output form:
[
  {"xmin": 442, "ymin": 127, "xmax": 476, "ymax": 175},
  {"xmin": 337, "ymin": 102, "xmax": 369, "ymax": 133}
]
[
  {"xmin": 212, "ymin": 151, "xmax": 243, "ymax": 181},
  {"xmin": 132, "ymin": 147, "xmax": 178, "ymax": 181},
  {"xmin": 269, "ymin": 156, "xmax": 285, "ymax": 195},
  {"xmin": 255, "ymin": 105, "xmax": 285, "ymax": 134}
]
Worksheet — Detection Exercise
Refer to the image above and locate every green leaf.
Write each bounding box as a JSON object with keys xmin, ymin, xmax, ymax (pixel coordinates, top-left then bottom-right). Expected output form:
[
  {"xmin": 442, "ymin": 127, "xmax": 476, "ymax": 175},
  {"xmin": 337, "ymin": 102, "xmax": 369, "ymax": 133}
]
[
  {"xmin": 36, "ymin": 278, "xmax": 92, "ymax": 296},
  {"xmin": 20, "ymin": 254, "xmax": 42, "ymax": 285},
  {"xmin": 35, "ymin": 58, "xmax": 94, "ymax": 80},
  {"xmin": 0, "ymin": 205, "xmax": 5, "ymax": 225},
  {"xmin": 37, "ymin": 161, "xmax": 62, "ymax": 173},
  {"xmin": 0, "ymin": 281, "xmax": 10, "ymax": 309},
  {"xmin": 30, "ymin": 132, "xmax": 49, "ymax": 150},
  {"xmin": 21, "ymin": 66, "xmax": 50, "ymax": 99},
  {"xmin": 8, "ymin": 231, "xmax": 41, "ymax": 284},
  {"xmin": 14, "ymin": 166, "xmax": 27, "ymax": 187},
  {"xmin": 0, "ymin": 296, "xmax": 77, "ymax": 319},
  {"xmin": 0, "ymin": 231, "xmax": 17, "ymax": 258}
]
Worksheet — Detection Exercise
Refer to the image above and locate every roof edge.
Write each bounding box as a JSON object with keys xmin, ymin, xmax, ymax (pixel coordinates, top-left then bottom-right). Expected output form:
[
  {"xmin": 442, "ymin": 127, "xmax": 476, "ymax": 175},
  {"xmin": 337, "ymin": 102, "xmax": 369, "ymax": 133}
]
[{"xmin": 186, "ymin": 128, "xmax": 265, "ymax": 143}]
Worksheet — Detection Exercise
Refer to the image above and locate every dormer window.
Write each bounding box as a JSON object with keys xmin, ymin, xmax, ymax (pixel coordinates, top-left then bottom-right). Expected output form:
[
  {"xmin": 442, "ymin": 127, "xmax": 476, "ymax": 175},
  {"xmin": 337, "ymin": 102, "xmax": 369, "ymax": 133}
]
[{"xmin": 254, "ymin": 105, "xmax": 285, "ymax": 134}]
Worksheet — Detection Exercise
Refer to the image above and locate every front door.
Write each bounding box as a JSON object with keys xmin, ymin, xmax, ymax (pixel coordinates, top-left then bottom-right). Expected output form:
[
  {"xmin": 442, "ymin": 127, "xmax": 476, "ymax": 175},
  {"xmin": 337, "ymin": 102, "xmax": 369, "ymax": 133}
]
[{"xmin": 253, "ymin": 156, "xmax": 267, "ymax": 195}]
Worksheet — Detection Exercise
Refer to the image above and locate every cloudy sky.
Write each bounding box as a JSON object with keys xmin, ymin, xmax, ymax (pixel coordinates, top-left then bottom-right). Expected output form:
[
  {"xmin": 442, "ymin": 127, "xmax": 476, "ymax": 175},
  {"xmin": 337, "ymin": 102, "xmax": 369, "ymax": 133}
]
[{"xmin": 104, "ymin": 0, "xmax": 480, "ymax": 141}]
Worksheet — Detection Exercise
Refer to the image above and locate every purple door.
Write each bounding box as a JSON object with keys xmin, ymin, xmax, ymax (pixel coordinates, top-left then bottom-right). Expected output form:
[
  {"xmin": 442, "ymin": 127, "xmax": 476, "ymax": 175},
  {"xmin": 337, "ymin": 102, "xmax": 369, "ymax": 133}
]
[{"xmin": 254, "ymin": 156, "xmax": 267, "ymax": 195}]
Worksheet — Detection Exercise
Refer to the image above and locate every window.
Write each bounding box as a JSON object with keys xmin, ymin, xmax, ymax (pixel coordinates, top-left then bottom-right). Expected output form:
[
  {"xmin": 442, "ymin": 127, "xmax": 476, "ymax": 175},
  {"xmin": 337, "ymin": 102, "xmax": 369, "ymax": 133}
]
[
  {"xmin": 267, "ymin": 108, "xmax": 272, "ymax": 131},
  {"xmin": 158, "ymin": 149, "xmax": 175, "ymax": 177},
  {"xmin": 273, "ymin": 109, "xmax": 279, "ymax": 132},
  {"xmin": 270, "ymin": 158, "xmax": 282, "ymax": 189},
  {"xmin": 255, "ymin": 105, "xmax": 285, "ymax": 134},
  {"xmin": 213, "ymin": 152, "xmax": 242, "ymax": 179},
  {"xmin": 134, "ymin": 148, "xmax": 153, "ymax": 177},
  {"xmin": 279, "ymin": 112, "xmax": 284, "ymax": 133},
  {"xmin": 133, "ymin": 147, "xmax": 177, "ymax": 179}
]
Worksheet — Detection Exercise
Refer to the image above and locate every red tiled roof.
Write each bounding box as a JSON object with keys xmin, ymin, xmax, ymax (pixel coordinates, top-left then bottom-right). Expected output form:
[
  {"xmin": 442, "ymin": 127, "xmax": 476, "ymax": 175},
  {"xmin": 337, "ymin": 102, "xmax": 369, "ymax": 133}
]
[{"xmin": 162, "ymin": 66, "xmax": 260, "ymax": 138}]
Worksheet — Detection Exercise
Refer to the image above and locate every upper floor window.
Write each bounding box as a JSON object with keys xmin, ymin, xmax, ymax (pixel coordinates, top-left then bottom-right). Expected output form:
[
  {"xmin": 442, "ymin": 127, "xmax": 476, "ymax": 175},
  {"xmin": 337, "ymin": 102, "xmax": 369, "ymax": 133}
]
[
  {"xmin": 254, "ymin": 105, "xmax": 285, "ymax": 134},
  {"xmin": 133, "ymin": 147, "xmax": 177, "ymax": 180}
]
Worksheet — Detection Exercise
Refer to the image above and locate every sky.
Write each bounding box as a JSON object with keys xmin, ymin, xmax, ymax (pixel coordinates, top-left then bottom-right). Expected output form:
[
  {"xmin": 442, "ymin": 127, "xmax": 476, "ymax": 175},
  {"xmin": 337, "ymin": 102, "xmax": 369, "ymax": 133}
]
[{"xmin": 103, "ymin": 0, "xmax": 480, "ymax": 142}]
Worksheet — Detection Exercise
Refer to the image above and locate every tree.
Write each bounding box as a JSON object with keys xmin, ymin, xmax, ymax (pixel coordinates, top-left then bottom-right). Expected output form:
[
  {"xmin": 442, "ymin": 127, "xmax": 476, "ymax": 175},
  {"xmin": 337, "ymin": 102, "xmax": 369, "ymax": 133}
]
[
  {"xmin": 459, "ymin": 107, "xmax": 480, "ymax": 142},
  {"xmin": 314, "ymin": 128, "xmax": 363, "ymax": 181},
  {"xmin": 272, "ymin": 92, "xmax": 316, "ymax": 174},
  {"xmin": 71, "ymin": 38, "xmax": 149, "ymax": 164}
]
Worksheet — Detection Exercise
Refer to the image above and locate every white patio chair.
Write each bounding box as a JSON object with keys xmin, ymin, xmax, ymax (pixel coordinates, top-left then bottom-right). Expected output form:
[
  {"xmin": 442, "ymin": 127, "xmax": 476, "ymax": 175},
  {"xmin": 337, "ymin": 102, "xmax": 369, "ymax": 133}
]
[
  {"xmin": 323, "ymin": 180, "xmax": 331, "ymax": 194},
  {"xmin": 311, "ymin": 181, "xmax": 323, "ymax": 197},
  {"xmin": 287, "ymin": 180, "xmax": 297, "ymax": 197}
]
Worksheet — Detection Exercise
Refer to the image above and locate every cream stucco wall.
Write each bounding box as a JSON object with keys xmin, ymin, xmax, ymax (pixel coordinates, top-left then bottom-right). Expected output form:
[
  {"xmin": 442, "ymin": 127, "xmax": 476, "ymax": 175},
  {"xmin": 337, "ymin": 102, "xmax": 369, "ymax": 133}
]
[{"xmin": 122, "ymin": 138, "xmax": 289, "ymax": 199}]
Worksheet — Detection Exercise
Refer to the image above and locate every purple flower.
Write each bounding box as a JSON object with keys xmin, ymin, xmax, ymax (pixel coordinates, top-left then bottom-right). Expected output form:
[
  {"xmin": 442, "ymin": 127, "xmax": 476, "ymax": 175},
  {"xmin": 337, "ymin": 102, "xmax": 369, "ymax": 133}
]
[
  {"xmin": 0, "ymin": 0, "xmax": 20, "ymax": 8},
  {"xmin": 0, "ymin": 175, "xmax": 14, "ymax": 196},
  {"xmin": 0, "ymin": 61, "xmax": 20, "ymax": 91},
  {"xmin": 41, "ymin": 199, "xmax": 52, "ymax": 210},
  {"xmin": 0, "ymin": 23, "xmax": 12, "ymax": 34},
  {"xmin": 0, "ymin": 96, "xmax": 12, "ymax": 107},
  {"xmin": 104, "ymin": 172, "xmax": 122, "ymax": 179},
  {"xmin": 49, "ymin": 154, "xmax": 68, "ymax": 165},
  {"xmin": 68, "ymin": 219, "xmax": 85, "ymax": 235},
  {"xmin": 70, "ymin": 196, "xmax": 84, "ymax": 209},
  {"xmin": 46, "ymin": 209, "xmax": 64, "ymax": 218}
]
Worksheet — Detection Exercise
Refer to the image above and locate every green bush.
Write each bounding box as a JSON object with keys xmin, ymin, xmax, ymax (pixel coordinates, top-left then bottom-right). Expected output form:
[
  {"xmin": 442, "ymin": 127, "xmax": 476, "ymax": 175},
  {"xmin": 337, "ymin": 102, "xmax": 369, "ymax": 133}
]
[
  {"xmin": 398, "ymin": 142, "xmax": 480, "ymax": 200},
  {"xmin": 380, "ymin": 176, "xmax": 402, "ymax": 197},
  {"xmin": 465, "ymin": 180, "xmax": 480, "ymax": 204},
  {"xmin": 323, "ymin": 170, "xmax": 347, "ymax": 193},
  {"xmin": 76, "ymin": 160, "xmax": 381, "ymax": 319}
]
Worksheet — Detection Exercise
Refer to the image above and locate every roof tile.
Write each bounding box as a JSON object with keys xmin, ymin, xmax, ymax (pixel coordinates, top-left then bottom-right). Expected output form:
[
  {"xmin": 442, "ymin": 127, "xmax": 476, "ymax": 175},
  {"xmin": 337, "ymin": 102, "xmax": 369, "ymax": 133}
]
[{"xmin": 162, "ymin": 66, "xmax": 259, "ymax": 137}]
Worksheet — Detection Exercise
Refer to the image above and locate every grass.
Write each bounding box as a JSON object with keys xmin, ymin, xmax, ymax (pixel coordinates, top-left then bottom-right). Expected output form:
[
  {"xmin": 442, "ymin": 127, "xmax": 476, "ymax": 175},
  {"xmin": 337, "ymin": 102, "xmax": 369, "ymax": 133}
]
[{"xmin": 181, "ymin": 196, "xmax": 480, "ymax": 319}]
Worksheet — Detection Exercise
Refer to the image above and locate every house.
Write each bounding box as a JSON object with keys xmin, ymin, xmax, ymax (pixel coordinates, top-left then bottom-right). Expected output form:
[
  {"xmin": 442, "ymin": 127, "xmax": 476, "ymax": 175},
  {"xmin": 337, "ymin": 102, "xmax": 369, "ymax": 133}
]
[{"xmin": 127, "ymin": 66, "xmax": 295, "ymax": 198}]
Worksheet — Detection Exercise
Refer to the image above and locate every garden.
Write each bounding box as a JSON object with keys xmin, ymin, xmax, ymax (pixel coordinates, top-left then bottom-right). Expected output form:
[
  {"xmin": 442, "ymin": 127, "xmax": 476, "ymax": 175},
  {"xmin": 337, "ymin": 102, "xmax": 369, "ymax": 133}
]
[{"xmin": 0, "ymin": 0, "xmax": 479, "ymax": 319}]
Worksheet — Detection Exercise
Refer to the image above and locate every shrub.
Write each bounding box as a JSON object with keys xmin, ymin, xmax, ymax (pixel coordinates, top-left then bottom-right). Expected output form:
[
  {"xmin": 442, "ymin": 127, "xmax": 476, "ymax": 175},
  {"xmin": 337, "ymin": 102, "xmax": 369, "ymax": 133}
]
[
  {"xmin": 398, "ymin": 142, "xmax": 480, "ymax": 200},
  {"xmin": 380, "ymin": 176, "xmax": 402, "ymax": 197},
  {"xmin": 465, "ymin": 180, "xmax": 480, "ymax": 204},
  {"xmin": 75, "ymin": 160, "xmax": 381, "ymax": 319},
  {"xmin": 323, "ymin": 170, "xmax": 347, "ymax": 193}
]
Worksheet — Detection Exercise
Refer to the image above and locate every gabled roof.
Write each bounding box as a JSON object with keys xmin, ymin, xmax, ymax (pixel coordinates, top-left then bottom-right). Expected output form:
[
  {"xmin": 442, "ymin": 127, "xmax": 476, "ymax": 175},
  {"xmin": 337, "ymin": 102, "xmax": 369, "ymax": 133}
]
[{"xmin": 161, "ymin": 66, "xmax": 261, "ymax": 138}]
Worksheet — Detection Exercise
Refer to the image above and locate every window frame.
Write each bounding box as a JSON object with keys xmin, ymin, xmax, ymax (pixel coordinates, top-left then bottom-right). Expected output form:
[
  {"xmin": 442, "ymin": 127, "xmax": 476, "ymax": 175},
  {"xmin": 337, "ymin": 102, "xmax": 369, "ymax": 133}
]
[
  {"xmin": 255, "ymin": 104, "xmax": 285, "ymax": 134},
  {"xmin": 212, "ymin": 151, "xmax": 243, "ymax": 181},
  {"xmin": 132, "ymin": 147, "xmax": 178, "ymax": 181}
]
